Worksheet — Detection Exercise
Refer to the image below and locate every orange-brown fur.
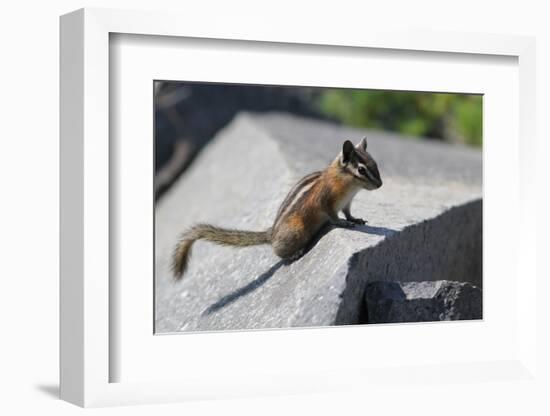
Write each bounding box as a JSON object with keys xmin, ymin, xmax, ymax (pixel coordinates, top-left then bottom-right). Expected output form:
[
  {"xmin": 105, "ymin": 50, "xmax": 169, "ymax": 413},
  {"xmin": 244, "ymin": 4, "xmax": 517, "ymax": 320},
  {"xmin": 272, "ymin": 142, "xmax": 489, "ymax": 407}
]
[
  {"xmin": 171, "ymin": 138, "xmax": 382, "ymax": 279},
  {"xmin": 270, "ymin": 165, "xmax": 358, "ymax": 259},
  {"xmin": 324, "ymin": 165, "xmax": 356, "ymax": 211}
]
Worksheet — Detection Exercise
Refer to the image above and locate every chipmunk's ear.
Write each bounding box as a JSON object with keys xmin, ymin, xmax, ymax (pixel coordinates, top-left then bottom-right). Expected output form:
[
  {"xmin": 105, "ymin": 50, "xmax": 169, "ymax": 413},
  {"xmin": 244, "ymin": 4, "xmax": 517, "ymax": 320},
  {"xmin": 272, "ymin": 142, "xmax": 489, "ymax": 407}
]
[
  {"xmin": 342, "ymin": 140, "xmax": 355, "ymax": 164},
  {"xmin": 356, "ymin": 136, "xmax": 367, "ymax": 151}
]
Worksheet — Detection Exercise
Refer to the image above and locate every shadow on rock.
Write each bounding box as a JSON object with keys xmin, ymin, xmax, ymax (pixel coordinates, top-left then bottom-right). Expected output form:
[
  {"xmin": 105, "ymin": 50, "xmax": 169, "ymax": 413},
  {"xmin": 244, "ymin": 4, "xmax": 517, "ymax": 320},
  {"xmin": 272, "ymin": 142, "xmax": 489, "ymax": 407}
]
[
  {"xmin": 307, "ymin": 222, "xmax": 398, "ymax": 251},
  {"xmin": 202, "ymin": 260, "xmax": 286, "ymax": 316},
  {"xmin": 349, "ymin": 223, "xmax": 397, "ymax": 237},
  {"xmin": 202, "ymin": 223, "xmax": 397, "ymax": 317}
]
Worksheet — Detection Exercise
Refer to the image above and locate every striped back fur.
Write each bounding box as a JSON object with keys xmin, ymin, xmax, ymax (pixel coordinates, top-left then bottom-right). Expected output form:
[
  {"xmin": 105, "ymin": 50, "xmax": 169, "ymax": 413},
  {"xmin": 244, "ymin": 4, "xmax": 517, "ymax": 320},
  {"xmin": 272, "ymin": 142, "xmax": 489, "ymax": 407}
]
[{"xmin": 273, "ymin": 171, "xmax": 321, "ymax": 229}]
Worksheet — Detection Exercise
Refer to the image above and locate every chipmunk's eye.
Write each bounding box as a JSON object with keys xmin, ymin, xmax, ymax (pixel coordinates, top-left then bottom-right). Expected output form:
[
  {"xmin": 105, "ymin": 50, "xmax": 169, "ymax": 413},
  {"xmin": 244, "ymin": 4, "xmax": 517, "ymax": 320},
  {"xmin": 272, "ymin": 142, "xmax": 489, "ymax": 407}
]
[{"xmin": 358, "ymin": 166, "xmax": 367, "ymax": 176}]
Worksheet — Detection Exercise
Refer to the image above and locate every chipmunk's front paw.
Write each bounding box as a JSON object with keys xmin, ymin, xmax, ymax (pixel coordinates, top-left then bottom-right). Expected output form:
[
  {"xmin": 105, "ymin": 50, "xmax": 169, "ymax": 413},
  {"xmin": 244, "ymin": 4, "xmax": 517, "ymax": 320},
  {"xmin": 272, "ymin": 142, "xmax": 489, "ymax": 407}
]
[
  {"xmin": 333, "ymin": 219, "xmax": 357, "ymax": 228},
  {"xmin": 349, "ymin": 217, "xmax": 367, "ymax": 225}
]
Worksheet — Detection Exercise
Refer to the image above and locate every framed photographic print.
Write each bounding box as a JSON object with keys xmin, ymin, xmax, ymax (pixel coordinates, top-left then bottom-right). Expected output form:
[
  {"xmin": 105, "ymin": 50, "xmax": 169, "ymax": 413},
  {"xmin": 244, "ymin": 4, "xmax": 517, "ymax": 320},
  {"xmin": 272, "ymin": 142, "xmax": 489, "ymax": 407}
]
[
  {"xmin": 60, "ymin": 7, "xmax": 539, "ymax": 408},
  {"xmin": 153, "ymin": 81, "xmax": 483, "ymax": 334}
]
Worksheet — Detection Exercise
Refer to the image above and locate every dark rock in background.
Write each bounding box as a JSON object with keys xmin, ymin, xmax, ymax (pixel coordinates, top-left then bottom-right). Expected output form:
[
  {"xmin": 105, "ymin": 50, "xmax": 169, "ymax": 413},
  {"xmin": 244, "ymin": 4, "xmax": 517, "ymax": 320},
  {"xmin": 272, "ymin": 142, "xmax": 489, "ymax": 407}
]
[
  {"xmin": 154, "ymin": 82, "xmax": 322, "ymax": 197},
  {"xmin": 365, "ymin": 280, "xmax": 482, "ymax": 324}
]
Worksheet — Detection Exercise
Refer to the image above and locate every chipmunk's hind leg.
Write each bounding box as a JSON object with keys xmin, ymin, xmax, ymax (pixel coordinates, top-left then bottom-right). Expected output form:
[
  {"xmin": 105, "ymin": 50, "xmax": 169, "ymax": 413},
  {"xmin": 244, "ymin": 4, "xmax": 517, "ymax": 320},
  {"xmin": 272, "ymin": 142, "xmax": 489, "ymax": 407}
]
[
  {"xmin": 271, "ymin": 229, "xmax": 309, "ymax": 261},
  {"xmin": 284, "ymin": 248, "xmax": 305, "ymax": 263}
]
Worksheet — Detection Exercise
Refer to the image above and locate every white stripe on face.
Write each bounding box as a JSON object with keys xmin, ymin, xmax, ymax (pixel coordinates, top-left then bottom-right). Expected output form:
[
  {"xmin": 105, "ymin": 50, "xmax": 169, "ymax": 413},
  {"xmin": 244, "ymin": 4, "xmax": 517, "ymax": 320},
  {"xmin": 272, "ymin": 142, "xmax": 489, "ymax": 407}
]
[{"xmin": 357, "ymin": 163, "xmax": 376, "ymax": 183}]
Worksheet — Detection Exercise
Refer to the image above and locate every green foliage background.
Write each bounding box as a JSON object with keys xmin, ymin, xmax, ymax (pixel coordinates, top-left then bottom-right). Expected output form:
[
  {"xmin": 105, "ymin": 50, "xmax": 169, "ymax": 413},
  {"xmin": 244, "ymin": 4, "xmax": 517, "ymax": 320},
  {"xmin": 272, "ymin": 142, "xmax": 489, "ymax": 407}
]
[{"xmin": 316, "ymin": 90, "xmax": 482, "ymax": 147}]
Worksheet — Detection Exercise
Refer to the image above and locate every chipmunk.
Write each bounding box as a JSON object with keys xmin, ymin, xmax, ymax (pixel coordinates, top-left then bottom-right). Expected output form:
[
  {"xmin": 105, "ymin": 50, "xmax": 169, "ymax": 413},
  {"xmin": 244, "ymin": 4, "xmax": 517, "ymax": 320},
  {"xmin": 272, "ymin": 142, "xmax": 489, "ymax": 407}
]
[{"xmin": 172, "ymin": 137, "xmax": 382, "ymax": 279}]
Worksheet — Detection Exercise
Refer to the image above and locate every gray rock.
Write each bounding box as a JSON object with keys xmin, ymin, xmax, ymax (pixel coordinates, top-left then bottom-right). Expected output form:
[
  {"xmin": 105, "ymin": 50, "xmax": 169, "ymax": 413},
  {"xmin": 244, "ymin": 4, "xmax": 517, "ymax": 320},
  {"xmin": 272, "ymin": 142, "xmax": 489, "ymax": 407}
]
[
  {"xmin": 365, "ymin": 280, "xmax": 482, "ymax": 324},
  {"xmin": 155, "ymin": 112, "xmax": 482, "ymax": 333}
]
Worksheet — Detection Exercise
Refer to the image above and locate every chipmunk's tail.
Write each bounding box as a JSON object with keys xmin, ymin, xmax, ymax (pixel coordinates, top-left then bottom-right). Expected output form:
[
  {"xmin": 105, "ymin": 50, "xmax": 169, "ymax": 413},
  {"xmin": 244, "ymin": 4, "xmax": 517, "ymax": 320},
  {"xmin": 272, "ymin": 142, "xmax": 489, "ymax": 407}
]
[{"xmin": 171, "ymin": 223, "xmax": 272, "ymax": 280}]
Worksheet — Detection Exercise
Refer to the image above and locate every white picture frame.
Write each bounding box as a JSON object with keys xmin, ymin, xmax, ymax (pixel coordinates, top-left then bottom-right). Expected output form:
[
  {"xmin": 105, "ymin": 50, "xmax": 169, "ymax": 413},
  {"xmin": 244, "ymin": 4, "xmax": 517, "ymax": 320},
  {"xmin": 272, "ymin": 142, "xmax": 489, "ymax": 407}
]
[{"xmin": 60, "ymin": 7, "xmax": 538, "ymax": 408}]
